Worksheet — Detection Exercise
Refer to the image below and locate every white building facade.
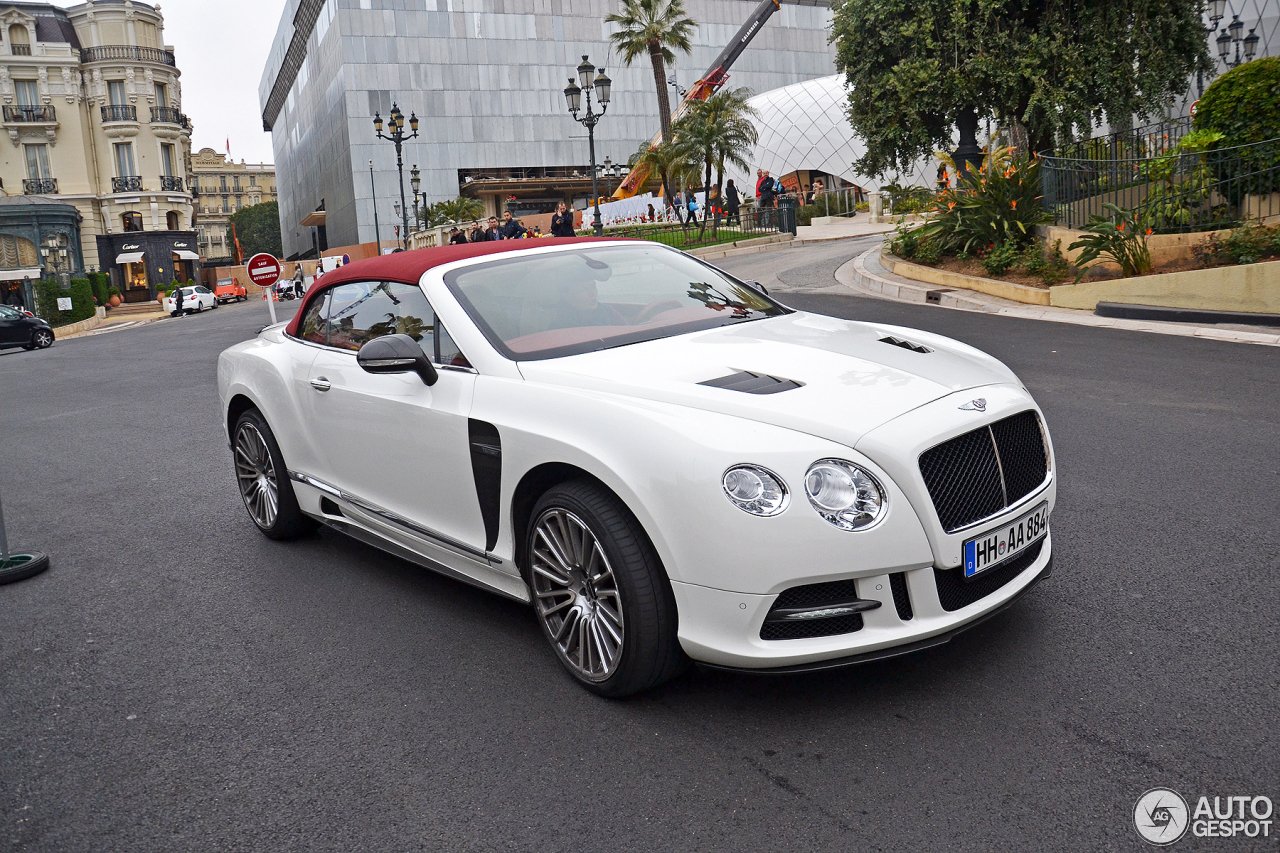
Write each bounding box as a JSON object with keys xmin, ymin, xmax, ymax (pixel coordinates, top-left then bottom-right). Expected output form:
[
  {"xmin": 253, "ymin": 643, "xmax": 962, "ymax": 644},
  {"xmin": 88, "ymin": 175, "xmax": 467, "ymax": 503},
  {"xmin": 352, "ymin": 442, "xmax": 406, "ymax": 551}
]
[{"xmin": 260, "ymin": 0, "xmax": 836, "ymax": 259}]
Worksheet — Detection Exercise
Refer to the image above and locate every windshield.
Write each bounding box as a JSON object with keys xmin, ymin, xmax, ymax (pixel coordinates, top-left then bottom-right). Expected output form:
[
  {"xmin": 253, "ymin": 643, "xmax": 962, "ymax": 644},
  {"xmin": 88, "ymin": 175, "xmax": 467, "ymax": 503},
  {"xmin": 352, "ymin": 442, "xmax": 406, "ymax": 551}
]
[{"xmin": 444, "ymin": 244, "xmax": 788, "ymax": 360}]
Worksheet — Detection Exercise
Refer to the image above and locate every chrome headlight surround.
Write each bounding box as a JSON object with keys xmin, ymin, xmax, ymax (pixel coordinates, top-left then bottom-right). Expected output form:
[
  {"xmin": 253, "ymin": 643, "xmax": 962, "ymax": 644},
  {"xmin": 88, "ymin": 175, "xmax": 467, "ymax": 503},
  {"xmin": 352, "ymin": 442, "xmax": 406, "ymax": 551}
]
[
  {"xmin": 804, "ymin": 458, "xmax": 887, "ymax": 531},
  {"xmin": 721, "ymin": 464, "xmax": 789, "ymax": 517}
]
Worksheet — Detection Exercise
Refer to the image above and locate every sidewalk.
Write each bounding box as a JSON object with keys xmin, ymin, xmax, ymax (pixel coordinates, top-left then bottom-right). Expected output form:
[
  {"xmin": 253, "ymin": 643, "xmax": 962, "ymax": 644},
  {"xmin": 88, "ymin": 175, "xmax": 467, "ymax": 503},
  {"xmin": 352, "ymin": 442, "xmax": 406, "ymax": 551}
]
[
  {"xmin": 56, "ymin": 306, "xmax": 170, "ymax": 341},
  {"xmin": 796, "ymin": 216, "xmax": 899, "ymax": 243},
  {"xmin": 838, "ymin": 248, "xmax": 1280, "ymax": 347}
]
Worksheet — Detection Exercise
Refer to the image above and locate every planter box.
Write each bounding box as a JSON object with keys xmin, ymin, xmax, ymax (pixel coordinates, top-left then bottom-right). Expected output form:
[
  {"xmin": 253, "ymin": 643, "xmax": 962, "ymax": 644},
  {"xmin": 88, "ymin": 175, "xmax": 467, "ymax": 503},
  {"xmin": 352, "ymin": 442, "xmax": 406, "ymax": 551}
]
[
  {"xmin": 880, "ymin": 252, "xmax": 1051, "ymax": 305},
  {"xmin": 1049, "ymin": 259, "xmax": 1280, "ymax": 314}
]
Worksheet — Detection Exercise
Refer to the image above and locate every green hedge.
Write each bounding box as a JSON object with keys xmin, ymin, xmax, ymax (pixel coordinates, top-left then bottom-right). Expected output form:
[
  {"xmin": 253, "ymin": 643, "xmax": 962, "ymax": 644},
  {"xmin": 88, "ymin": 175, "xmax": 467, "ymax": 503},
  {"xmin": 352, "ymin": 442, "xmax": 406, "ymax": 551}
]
[
  {"xmin": 87, "ymin": 271, "xmax": 110, "ymax": 306},
  {"xmin": 34, "ymin": 277, "xmax": 96, "ymax": 326},
  {"xmin": 1195, "ymin": 57, "xmax": 1280, "ymax": 146}
]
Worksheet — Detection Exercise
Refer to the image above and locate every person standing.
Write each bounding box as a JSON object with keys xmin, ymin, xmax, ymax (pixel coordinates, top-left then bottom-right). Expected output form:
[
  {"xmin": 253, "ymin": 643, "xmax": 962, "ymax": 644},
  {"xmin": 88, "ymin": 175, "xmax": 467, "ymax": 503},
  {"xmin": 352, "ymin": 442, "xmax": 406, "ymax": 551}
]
[
  {"xmin": 500, "ymin": 210, "xmax": 527, "ymax": 239},
  {"xmin": 484, "ymin": 216, "xmax": 502, "ymax": 241},
  {"xmin": 449, "ymin": 226, "xmax": 468, "ymax": 245},
  {"xmin": 172, "ymin": 284, "xmax": 184, "ymax": 317},
  {"xmin": 551, "ymin": 202, "xmax": 575, "ymax": 237},
  {"xmin": 646, "ymin": 203, "xmax": 656, "ymax": 222},
  {"xmin": 725, "ymin": 179, "xmax": 741, "ymax": 225},
  {"xmin": 755, "ymin": 169, "xmax": 766, "ymax": 202}
]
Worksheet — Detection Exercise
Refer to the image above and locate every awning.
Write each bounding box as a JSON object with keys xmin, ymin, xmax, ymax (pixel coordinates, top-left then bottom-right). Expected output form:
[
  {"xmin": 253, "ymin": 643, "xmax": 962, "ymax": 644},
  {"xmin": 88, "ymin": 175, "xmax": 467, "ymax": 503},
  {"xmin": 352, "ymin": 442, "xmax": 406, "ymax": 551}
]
[
  {"xmin": 172, "ymin": 250, "xmax": 200, "ymax": 260},
  {"xmin": 300, "ymin": 210, "xmax": 326, "ymax": 227},
  {"xmin": 115, "ymin": 251, "xmax": 145, "ymax": 264}
]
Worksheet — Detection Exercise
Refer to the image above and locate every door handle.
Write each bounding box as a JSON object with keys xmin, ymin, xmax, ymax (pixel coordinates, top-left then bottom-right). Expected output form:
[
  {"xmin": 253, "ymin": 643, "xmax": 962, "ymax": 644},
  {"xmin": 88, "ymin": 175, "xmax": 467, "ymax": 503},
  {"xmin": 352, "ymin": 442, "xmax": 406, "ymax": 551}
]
[{"xmin": 310, "ymin": 377, "xmax": 332, "ymax": 392}]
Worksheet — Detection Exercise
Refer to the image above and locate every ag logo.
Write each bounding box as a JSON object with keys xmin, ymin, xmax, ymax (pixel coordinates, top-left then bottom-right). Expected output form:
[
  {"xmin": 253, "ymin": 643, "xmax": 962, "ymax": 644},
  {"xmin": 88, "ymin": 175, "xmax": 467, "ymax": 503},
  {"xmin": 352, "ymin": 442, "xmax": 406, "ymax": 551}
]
[{"xmin": 1135, "ymin": 788, "xmax": 1189, "ymax": 845}]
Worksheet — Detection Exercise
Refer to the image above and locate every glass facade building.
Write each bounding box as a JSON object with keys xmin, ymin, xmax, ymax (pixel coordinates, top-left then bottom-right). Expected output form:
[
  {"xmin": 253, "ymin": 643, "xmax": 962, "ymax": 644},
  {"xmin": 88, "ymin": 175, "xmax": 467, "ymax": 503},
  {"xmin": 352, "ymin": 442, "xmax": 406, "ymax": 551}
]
[{"xmin": 260, "ymin": 0, "xmax": 836, "ymax": 258}]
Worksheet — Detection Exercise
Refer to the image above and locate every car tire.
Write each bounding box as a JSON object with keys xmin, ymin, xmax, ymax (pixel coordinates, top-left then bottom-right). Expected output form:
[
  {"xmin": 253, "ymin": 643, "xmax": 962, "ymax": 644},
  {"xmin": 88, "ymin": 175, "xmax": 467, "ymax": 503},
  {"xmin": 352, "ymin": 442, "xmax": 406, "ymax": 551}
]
[
  {"xmin": 0, "ymin": 552, "xmax": 50, "ymax": 585},
  {"xmin": 232, "ymin": 408, "xmax": 316, "ymax": 541},
  {"xmin": 195, "ymin": 301, "xmax": 203, "ymax": 313},
  {"xmin": 32, "ymin": 329, "xmax": 53, "ymax": 349},
  {"xmin": 211, "ymin": 299, "xmax": 218, "ymax": 309},
  {"xmin": 526, "ymin": 480, "xmax": 687, "ymax": 697}
]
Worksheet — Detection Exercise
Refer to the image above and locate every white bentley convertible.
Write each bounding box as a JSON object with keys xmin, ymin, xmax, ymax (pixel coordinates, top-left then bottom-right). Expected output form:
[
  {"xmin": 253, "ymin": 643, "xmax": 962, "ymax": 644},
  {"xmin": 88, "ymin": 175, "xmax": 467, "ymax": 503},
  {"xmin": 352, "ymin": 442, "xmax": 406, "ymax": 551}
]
[{"xmin": 218, "ymin": 238, "xmax": 1055, "ymax": 696}]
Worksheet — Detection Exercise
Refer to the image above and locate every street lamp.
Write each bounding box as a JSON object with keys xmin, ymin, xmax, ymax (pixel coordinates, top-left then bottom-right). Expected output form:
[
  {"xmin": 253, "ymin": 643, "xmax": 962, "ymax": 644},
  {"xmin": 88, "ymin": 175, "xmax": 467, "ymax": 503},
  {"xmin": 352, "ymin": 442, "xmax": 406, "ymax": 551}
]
[
  {"xmin": 1197, "ymin": 0, "xmax": 1227, "ymax": 95},
  {"xmin": 373, "ymin": 102, "xmax": 419, "ymax": 250},
  {"xmin": 564, "ymin": 55, "xmax": 612, "ymax": 236},
  {"xmin": 369, "ymin": 159, "xmax": 382, "ymax": 253},
  {"xmin": 410, "ymin": 165, "xmax": 422, "ymax": 231},
  {"xmin": 1216, "ymin": 13, "xmax": 1261, "ymax": 72}
]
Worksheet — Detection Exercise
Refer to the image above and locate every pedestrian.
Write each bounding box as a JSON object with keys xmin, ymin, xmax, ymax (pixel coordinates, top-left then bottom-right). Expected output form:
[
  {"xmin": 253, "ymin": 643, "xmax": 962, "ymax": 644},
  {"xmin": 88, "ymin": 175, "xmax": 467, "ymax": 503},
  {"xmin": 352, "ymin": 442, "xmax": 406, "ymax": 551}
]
[
  {"xmin": 469, "ymin": 220, "xmax": 486, "ymax": 243},
  {"xmin": 500, "ymin": 210, "xmax": 527, "ymax": 239},
  {"xmin": 292, "ymin": 266, "xmax": 305, "ymax": 298},
  {"xmin": 758, "ymin": 172, "xmax": 776, "ymax": 208},
  {"xmin": 171, "ymin": 283, "xmax": 184, "ymax": 317},
  {"xmin": 484, "ymin": 216, "xmax": 502, "ymax": 241},
  {"xmin": 449, "ymin": 226, "xmax": 467, "ymax": 245},
  {"xmin": 647, "ymin": 203, "xmax": 656, "ymax": 222},
  {"xmin": 725, "ymin": 179, "xmax": 741, "ymax": 225},
  {"xmin": 550, "ymin": 202, "xmax": 575, "ymax": 237},
  {"xmin": 4, "ymin": 288, "xmax": 21, "ymax": 307}
]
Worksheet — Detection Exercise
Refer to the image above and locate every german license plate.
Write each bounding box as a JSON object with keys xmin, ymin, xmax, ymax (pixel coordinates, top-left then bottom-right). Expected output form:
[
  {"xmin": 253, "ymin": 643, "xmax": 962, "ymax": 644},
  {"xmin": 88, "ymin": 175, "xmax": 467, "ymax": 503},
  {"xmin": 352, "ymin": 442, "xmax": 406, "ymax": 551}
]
[{"xmin": 963, "ymin": 503, "xmax": 1049, "ymax": 578}]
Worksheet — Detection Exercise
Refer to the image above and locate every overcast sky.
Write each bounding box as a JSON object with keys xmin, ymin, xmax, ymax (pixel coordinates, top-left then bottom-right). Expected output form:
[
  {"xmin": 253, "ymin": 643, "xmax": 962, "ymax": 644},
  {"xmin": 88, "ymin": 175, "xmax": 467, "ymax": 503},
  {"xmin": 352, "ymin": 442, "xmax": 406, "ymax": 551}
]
[{"xmin": 51, "ymin": 0, "xmax": 287, "ymax": 164}]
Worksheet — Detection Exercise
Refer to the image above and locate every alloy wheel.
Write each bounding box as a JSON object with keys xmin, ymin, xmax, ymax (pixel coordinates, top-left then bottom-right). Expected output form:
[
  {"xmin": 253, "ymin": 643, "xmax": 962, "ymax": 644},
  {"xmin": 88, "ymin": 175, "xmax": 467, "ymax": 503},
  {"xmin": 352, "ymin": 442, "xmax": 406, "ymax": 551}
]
[
  {"xmin": 234, "ymin": 422, "xmax": 279, "ymax": 529},
  {"xmin": 33, "ymin": 330, "xmax": 53, "ymax": 348},
  {"xmin": 530, "ymin": 508, "xmax": 625, "ymax": 681}
]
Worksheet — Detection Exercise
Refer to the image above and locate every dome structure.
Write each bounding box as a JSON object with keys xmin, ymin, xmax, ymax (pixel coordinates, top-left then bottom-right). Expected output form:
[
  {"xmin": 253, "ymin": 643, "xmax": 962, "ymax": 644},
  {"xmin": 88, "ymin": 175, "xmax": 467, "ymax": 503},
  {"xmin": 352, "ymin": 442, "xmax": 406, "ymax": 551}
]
[{"xmin": 733, "ymin": 75, "xmax": 933, "ymax": 192}]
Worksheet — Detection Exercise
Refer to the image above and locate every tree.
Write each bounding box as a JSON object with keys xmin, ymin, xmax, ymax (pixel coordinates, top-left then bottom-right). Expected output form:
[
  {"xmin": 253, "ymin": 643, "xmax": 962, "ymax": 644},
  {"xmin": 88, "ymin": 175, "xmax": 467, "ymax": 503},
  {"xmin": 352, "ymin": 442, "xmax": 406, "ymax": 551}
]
[
  {"xmin": 606, "ymin": 0, "xmax": 697, "ymax": 145},
  {"xmin": 672, "ymin": 87, "xmax": 759, "ymax": 235},
  {"xmin": 227, "ymin": 201, "xmax": 282, "ymax": 259},
  {"xmin": 420, "ymin": 196, "xmax": 485, "ymax": 227},
  {"xmin": 630, "ymin": 139, "xmax": 699, "ymax": 227},
  {"xmin": 830, "ymin": 0, "xmax": 1213, "ymax": 177}
]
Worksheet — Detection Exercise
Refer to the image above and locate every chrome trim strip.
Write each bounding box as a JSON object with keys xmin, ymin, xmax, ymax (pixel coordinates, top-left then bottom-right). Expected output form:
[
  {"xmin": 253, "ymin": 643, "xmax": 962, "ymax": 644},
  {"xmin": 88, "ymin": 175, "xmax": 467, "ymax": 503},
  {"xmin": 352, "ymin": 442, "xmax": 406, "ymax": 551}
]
[
  {"xmin": 289, "ymin": 470, "xmax": 499, "ymax": 565},
  {"xmin": 284, "ymin": 333, "xmax": 479, "ymax": 373},
  {"xmin": 945, "ymin": 472, "xmax": 1054, "ymax": 536},
  {"xmin": 987, "ymin": 426, "xmax": 1009, "ymax": 506}
]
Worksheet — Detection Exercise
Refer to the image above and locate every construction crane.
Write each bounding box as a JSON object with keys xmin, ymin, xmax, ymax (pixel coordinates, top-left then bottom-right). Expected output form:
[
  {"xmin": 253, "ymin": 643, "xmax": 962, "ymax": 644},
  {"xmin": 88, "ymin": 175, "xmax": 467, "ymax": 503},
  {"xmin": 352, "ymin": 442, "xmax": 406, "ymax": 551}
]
[{"xmin": 612, "ymin": 0, "xmax": 781, "ymax": 200}]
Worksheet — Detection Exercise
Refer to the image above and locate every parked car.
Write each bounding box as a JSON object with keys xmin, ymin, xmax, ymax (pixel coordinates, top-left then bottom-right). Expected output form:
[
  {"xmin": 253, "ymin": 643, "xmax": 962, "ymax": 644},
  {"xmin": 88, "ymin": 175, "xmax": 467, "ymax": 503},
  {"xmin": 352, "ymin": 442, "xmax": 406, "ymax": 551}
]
[
  {"xmin": 164, "ymin": 285, "xmax": 217, "ymax": 316},
  {"xmin": 214, "ymin": 279, "xmax": 248, "ymax": 304},
  {"xmin": 0, "ymin": 303, "xmax": 54, "ymax": 350},
  {"xmin": 218, "ymin": 239, "xmax": 1056, "ymax": 696}
]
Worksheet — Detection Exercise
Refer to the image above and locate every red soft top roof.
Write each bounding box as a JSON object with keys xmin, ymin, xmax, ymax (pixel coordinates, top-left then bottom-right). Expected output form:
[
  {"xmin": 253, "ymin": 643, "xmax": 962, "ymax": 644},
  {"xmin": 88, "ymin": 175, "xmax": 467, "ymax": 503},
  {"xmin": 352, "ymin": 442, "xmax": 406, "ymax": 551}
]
[{"xmin": 282, "ymin": 236, "xmax": 626, "ymax": 337}]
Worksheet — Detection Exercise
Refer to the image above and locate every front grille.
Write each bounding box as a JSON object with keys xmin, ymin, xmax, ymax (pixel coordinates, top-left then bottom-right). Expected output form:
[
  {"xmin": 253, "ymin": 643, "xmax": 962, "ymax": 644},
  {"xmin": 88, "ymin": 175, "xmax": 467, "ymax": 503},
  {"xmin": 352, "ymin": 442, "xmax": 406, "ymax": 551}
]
[
  {"xmin": 760, "ymin": 579, "xmax": 864, "ymax": 640},
  {"xmin": 919, "ymin": 410, "xmax": 1049, "ymax": 533},
  {"xmin": 934, "ymin": 539, "xmax": 1043, "ymax": 612}
]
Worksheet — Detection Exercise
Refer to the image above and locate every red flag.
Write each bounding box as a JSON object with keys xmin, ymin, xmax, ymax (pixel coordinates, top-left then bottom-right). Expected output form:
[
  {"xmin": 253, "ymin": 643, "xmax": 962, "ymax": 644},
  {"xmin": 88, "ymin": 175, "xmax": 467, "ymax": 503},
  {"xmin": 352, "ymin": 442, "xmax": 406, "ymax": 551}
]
[{"xmin": 226, "ymin": 138, "xmax": 230, "ymax": 156}]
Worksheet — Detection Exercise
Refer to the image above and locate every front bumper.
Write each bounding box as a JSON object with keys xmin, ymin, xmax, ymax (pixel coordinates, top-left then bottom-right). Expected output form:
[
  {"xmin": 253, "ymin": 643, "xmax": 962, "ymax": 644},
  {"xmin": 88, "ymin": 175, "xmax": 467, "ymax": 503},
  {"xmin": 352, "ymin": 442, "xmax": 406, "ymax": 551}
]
[{"xmin": 671, "ymin": 530, "xmax": 1053, "ymax": 670}]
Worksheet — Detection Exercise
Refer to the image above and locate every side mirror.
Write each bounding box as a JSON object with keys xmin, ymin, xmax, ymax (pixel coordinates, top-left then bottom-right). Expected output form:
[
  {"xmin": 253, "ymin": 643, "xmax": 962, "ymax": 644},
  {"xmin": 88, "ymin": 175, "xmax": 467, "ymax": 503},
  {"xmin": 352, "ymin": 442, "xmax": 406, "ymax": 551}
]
[
  {"xmin": 744, "ymin": 279, "xmax": 768, "ymax": 295},
  {"xmin": 356, "ymin": 333, "xmax": 438, "ymax": 386}
]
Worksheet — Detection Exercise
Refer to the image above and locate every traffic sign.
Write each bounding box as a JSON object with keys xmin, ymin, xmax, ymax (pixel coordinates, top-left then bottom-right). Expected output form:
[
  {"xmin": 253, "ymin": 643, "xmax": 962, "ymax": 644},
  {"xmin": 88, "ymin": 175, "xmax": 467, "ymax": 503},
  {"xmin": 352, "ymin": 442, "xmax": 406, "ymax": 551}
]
[
  {"xmin": 341, "ymin": 253, "xmax": 351, "ymax": 266},
  {"xmin": 246, "ymin": 253, "xmax": 282, "ymax": 287}
]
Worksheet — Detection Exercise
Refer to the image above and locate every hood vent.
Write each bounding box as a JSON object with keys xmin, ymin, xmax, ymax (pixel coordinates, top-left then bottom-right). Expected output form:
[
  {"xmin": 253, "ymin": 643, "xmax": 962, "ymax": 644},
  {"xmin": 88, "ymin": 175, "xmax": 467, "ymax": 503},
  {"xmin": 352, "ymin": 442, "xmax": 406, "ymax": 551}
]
[
  {"xmin": 880, "ymin": 336, "xmax": 933, "ymax": 354},
  {"xmin": 699, "ymin": 370, "xmax": 803, "ymax": 395}
]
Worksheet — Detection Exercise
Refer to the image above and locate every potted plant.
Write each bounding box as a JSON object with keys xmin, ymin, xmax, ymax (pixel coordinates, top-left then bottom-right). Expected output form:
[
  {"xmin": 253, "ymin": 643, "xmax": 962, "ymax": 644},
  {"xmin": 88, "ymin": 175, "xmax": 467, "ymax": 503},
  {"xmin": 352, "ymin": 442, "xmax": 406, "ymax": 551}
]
[{"xmin": 108, "ymin": 286, "xmax": 122, "ymax": 308}]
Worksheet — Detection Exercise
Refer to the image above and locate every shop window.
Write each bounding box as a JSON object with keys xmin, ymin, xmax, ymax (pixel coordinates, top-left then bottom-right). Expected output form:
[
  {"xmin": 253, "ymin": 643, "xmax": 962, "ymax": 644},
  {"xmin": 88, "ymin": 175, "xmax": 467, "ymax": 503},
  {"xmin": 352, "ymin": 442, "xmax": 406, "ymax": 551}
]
[
  {"xmin": 0, "ymin": 233, "xmax": 38, "ymax": 269},
  {"xmin": 167, "ymin": 211, "xmax": 180, "ymax": 230},
  {"xmin": 122, "ymin": 212, "xmax": 143, "ymax": 232}
]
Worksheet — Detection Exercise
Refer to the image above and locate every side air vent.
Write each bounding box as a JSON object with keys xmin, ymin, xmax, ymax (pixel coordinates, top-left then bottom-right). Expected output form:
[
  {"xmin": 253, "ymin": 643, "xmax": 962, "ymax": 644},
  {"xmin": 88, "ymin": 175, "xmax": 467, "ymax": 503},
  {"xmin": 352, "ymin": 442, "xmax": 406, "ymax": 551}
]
[
  {"xmin": 880, "ymin": 336, "xmax": 933, "ymax": 353},
  {"xmin": 699, "ymin": 370, "xmax": 803, "ymax": 394}
]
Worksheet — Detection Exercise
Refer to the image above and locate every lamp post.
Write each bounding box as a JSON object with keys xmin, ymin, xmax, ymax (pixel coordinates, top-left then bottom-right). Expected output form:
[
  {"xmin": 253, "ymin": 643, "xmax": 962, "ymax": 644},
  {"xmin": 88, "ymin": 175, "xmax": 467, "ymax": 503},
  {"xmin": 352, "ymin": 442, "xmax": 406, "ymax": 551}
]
[
  {"xmin": 410, "ymin": 165, "xmax": 422, "ymax": 232},
  {"xmin": 373, "ymin": 102, "xmax": 419, "ymax": 250},
  {"xmin": 1197, "ymin": 0, "xmax": 1227, "ymax": 96},
  {"xmin": 369, "ymin": 159, "xmax": 382, "ymax": 254},
  {"xmin": 40, "ymin": 233, "xmax": 69, "ymax": 290},
  {"xmin": 1216, "ymin": 12, "xmax": 1260, "ymax": 72},
  {"xmin": 563, "ymin": 55, "xmax": 612, "ymax": 237}
]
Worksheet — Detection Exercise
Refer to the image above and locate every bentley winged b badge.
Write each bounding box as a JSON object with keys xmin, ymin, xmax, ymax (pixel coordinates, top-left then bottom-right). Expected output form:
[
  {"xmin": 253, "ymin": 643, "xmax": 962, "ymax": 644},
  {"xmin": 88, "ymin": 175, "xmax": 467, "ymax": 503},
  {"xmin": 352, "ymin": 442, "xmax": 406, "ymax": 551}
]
[{"xmin": 958, "ymin": 398, "xmax": 988, "ymax": 412}]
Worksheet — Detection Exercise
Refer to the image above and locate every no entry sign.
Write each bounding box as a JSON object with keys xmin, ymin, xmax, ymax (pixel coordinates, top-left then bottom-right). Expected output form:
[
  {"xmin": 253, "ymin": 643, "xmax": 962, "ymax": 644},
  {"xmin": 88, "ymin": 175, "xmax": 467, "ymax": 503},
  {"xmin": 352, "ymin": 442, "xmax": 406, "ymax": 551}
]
[{"xmin": 246, "ymin": 253, "xmax": 282, "ymax": 287}]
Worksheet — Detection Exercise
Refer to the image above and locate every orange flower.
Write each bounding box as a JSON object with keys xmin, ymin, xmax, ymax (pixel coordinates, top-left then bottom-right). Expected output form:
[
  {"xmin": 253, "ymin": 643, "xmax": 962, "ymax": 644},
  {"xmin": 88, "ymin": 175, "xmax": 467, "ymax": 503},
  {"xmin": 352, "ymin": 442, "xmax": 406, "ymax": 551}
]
[
  {"xmin": 1010, "ymin": 200, "xmax": 1018, "ymax": 209},
  {"xmin": 1145, "ymin": 227, "xmax": 1153, "ymax": 235},
  {"xmin": 1117, "ymin": 222, "xmax": 1125, "ymax": 231},
  {"xmin": 948, "ymin": 201, "xmax": 956, "ymax": 210}
]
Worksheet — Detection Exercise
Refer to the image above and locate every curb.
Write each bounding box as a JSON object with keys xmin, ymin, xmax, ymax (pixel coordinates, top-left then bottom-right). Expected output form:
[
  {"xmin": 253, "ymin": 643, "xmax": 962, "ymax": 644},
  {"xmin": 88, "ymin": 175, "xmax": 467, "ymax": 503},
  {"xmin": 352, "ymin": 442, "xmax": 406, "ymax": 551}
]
[
  {"xmin": 1095, "ymin": 302, "xmax": 1280, "ymax": 326},
  {"xmin": 836, "ymin": 249, "xmax": 1280, "ymax": 347}
]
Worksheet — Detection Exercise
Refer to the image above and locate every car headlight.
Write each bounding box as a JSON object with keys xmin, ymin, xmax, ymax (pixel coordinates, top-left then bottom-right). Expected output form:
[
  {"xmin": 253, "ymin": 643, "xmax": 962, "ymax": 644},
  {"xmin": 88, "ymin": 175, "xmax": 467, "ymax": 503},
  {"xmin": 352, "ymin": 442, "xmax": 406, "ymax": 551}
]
[
  {"xmin": 721, "ymin": 464, "xmax": 789, "ymax": 517},
  {"xmin": 804, "ymin": 459, "xmax": 886, "ymax": 531}
]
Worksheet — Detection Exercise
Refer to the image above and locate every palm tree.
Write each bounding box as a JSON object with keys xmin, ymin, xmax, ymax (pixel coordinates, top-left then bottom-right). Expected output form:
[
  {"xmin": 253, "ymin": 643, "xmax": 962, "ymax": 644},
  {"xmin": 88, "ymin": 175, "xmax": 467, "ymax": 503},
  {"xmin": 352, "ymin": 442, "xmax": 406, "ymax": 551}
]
[
  {"xmin": 672, "ymin": 88, "xmax": 758, "ymax": 236},
  {"xmin": 421, "ymin": 196, "xmax": 484, "ymax": 228},
  {"xmin": 606, "ymin": 0, "xmax": 697, "ymax": 145},
  {"xmin": 630, "ymin": 140, "xmax": 699, "ymax": 228}
]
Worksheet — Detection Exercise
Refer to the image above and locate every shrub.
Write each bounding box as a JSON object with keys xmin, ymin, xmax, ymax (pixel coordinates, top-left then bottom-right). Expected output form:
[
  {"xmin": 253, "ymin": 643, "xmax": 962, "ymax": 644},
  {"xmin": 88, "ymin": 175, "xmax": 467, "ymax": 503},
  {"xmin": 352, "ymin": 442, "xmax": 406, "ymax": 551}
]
[
  {"xmin": 886, "ymin": 219, "xmax": 921, "ymax": 258},
  {"xmin": 1194, "ymin": 56, "xmax": 1280, "ymax": 147},
  {"xmin": 913, "ymin": 240, "xmax": 942, "ymax": 266},
  {"xmin": 108, "ymin": 285, "xmax": 121, "ymax": 296},
  {"xmin": 1192, "ymin": 220, "xmax": 1280, "ymax": 267},
  {"xmin": 1022, "ymin": 239, "xmax": 1072, "ymax": 284},
  {"xmin": 915, "ymin": 148, "xmax": 1052, "ymax": 254},
  {"xmin": 33, "ymin": 277, "xmax": 95, "ymax": 325},
  {"xmin": 981, "ymin": 242, "xmax": 1020, "ymax": 276},
  {"xmin": 87, "ymin": 271, "xmax": 110, "ymax": 305},
  {"xmin": 1068, "ymin": 204, "xmax": 1153, "ymax": 279}
]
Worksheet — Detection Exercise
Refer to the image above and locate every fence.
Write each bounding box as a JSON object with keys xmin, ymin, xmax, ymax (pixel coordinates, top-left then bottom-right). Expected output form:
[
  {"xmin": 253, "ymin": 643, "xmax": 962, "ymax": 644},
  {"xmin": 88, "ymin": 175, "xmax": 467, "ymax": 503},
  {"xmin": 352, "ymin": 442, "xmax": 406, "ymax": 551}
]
[
  {"xmin": 1055, "ymin": 116, "xmax": 1193, "ymax": 163},
  {"xmin": 597, "ymin": 203, "xmax": 794, "ymax": 248},
  {"xmin": 1042, "ymin": 136, "xmax": 1280, "ymax": 233}
]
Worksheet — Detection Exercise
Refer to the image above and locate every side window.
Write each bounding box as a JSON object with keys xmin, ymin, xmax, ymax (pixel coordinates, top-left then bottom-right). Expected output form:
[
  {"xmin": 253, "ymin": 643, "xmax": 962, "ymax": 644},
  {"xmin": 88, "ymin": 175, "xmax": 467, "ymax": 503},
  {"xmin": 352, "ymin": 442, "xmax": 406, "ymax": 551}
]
[
  {"xmin": 324, "ymin": 281, "xmax": 435, "ymax": 353},
  {"xmin": 298, "ymin": 290, "xmax": 330, "ymax": 345},
  {"xmin": 437, "ymin": 323, "xmax": 472, "ymax": 368}
]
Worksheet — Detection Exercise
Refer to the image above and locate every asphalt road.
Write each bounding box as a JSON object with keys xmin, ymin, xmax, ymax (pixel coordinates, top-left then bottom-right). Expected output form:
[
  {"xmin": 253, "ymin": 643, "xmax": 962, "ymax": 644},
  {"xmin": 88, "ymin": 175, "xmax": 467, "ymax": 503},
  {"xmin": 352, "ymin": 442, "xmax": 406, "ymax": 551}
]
[{"xmin": 2, "ymin": 245, "xmax": 1277, "ymax": 852}]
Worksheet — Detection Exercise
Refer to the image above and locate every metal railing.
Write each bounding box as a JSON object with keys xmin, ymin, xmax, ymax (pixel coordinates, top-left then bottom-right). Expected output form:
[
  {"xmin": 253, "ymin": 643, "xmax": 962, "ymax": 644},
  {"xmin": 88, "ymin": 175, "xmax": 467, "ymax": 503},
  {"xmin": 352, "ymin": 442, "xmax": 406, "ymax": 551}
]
[
  {"xmin": 80, "ymin": 45, "xmax": 176, "ymax": 66},
  {"xmin": 3, "ymin": 105, "xmax": 56, "ymax": 122},
  {"xmin": 112, "ymin": 175, "xmax": 142, "ymax": 193},
  {"xmin": 599, "ymin": 203, "xmax": 794, "ymax": 248},
  {"xmin": 150, "ymin": 106, "xmax": 188, "ymax": 126},
  {"xmin": 101, "ymin": 104, "xmax": 137, "ymax": 123},
  {"xmin": 1055, "ymin": 116, "xmax": 1193, "ymax": 163},
  {"xmin": 23, "ymin": 178, "xmax": 57, "ymax": 194},
  {"xmin": 159, "ymin": 175, "xmax": 183, "ymax": 192},
  {"xmin": 1043, "ymin": 137, "xmax": 1280, "ymax": 232},
  {"xmin": 806, "ymin": 187, "xmax": 861, "ymax": 218}
]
